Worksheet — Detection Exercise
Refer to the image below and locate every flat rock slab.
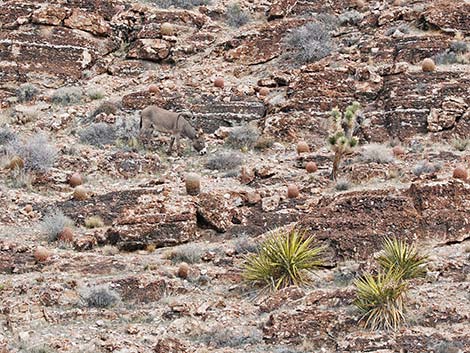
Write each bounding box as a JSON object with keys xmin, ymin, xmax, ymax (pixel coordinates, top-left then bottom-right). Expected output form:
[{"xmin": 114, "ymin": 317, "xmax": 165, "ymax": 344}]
[{"xmin": 299, "ymin": 180, "xmax": 470, "ymax": 263}]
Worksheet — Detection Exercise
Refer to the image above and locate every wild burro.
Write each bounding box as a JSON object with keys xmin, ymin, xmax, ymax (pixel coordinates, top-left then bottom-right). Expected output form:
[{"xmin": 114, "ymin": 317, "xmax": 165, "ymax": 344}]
[{"xmin": 140, "ymin": 106, "xmax": 207, "ymax": 155}]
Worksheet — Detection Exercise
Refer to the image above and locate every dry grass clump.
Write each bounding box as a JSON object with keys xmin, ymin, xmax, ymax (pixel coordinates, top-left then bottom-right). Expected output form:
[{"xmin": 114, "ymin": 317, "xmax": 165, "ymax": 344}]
[
  {"xmin": 6, "ymin": 132, "xmax": 57, "ymax": 173},
  {"xmin": 412, "ymin": 160, "xmax": 441, "ymax": 177},
  {"xmin": 360, "ymin": 144, "xmax": 394, "ymax": 164},
  {"xmin": 226, "ymin": 125, "xmax": 260, "ymax": 150},
  {"xmin": 52, "ymin": 86, "xmax": 82, "ymax": 105},
  {"xmin": 205, "ymin": 151, "xmax": 243, "ymax": 171},
  {"xmin": 81, "ymin": 285, "xmax": 120, "ymax": 308},
  {"xmin": 168, "ymin": 243, "xmax": 203, "ymax": 264},
  {"xmin": 243, "ymin": 228, "xmax": 324, "ymax": 291},
  {"xmin": 226, "ymin": 3, "xmax": 250, "ymax": 27},
  {"xmin": 452, "ymin": 138, "xmax": 469, "ymax": 151},
  {"xmin": 79, "ymin": 123, "xmax": 116, "ymax": 147},
  {"xmin": 285, "ymin": 22, "xmax": 334, "ymax": 63},
  {"xmin": 16, "ymin": 83, "xmax": 39, "ymax": 103},
  {"xmin": 41, "ymin": 209, "xmax": 74, "ymax": 242},
  {"xmin": 84, "ymin": 216, "xmax": 104, "ymax": 229}
]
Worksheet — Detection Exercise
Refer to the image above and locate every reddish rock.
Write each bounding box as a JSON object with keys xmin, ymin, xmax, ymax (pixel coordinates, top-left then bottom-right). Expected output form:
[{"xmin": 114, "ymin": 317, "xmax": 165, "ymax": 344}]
[
  {"xmin": 64, "ymin": 8, "xmax": 110, "ymax": 36},
  {"xmin": 121, "ymin": 90, "xmax": 166, "ymax": 110},
  {"xmin": 69, "ymin": 173, "xmax": 83, "ymax": 187},
  {"xmin": 305, "ymin": 161, "xmax": 318, "ymax": 173},
  {"xmin": 34, "ymin": 247, "xmax": 51, "ymax": 262},
  {"xmin": 176, "ymin": 262, "xmax": 190, "ymax": 279},
  {"xmin": 287, "ymin": 184, "xmax": 299, "ymax": 198},
  {"xmin": 197, "ymin": 193, "xmax": 241, "ymax": 233},
  {"xmin": 392, "ymin": 145, "xmax": 405, "ymax": 157},
  {"xmin": 32, "ymin": 5, "xmax": 70, "ymax": 26},
  {"xmin": 214, "ymin": 77, "xmax": 224, "ymax": 88},
  {"xmin": 240, "ymin": 166, "xmax": 255, "ymax": 184},
  {"xmin": 422, "ymin": 58, "xmax": 436, "ymax": 72},
  {"xmin": 148, "ymin": 84, "xmax": 160, "ymax": 94},
  {"xmin": 258, "ymin": 87, "xmax": 270, "ymax": 96},
  {"xmin": 423, "ymin": 0, "xmax": 470, "ymax": 35},
  {"xmin": 58, "ymin": 227, "xmax": 74, "ymax": 243},
  {"xmin": 127, "ymin": 39, "xmax": 171, "ymax": 62},
  {"xmin": 453, "ymin": 166, "xmax": 468, "ymax": 181}
]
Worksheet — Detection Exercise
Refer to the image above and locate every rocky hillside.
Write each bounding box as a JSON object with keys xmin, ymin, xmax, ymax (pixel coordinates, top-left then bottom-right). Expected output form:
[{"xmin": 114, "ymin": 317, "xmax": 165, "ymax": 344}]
[{"xmin": 0, "ymin": 0, "xmax": 469, "ymax": 352}]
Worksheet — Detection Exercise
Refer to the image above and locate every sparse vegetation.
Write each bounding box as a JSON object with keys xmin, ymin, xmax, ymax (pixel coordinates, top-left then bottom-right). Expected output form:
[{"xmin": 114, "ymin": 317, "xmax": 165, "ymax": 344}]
[
  {"xmin": 146, "ymin": 0, "xmax": 211, "ymax": 9},
  {"xmin": 226, "ymin": 125, "xmax": 260, "ymax": 150},
  {"xmin": 198, "ymin": 326, "xmax": 263, "ymax": 348},
  {"xmin": 0, "ymin": 126, "xmax": 17, "ymax": 145},
  {"xmin": 169, "ymin": 243, "xmax": 202, "ymax": 264},
  {"xmin": 51, "ymin": 86, "xmax": 82, "ymax": 105},
  {"xmin": 87, "ymin": 87, "xmax": 105, "ymax": 100},
  {"xmin": 90, "ymin": 101, "xmax": 118, "ymax": 118},
  {"xmin": 360, "ymin": 144, "xmax": 394, "ymax": 164},
  {"xmin": 412, "ymin": 160, "xmax": 441, "ymax": 177},
  {"xmin": 82, "ymin": 285, "xmax": 120, "ymax": 308},
  {"xmin": 449, "ymin": 41, "xmax": 468, "ymax": 54},
  {"xmin": 41, "ymin": 209, "xmax": 73, "ymax": 242},
  {"xmin": 354, "ymin": 267, "xmax": 408, "ymax": 331},
  {"xmin": 205, "ymin": 151, "xmax": 243, "ymax": 171},
  {"xmin": 243, "ymin": 228, "xmax": 324, "ymax": 291},
  {"xmin": 225, "ymin": 3, "xmax": 250, "ymax": 28},
  {"xmin": 452, "ymin": 137, "xmax": 469, "ymax": 151},
  {"xmin": 377, "ymin": 237, "xmax": 428, "ymax": 280},
  {"xmin": 16, "ymin": 83, "xmax": 39, "ymax": 103},
  {"xmin": 254, "ymin": 135, "xmax": 274, "ymax": 150},
  {"xmin": 233, "ymin": 234, "xmax": 259, "ymax": 254},
  {"xmin": 285, "ymin": 22, "xmax": 333, "ymax": 63},
  {"xmin": 84, "ymin": 216, "xmax": 104, "ymax": 229},
  {"xmin": 79, "ymin": 123, "xmax": 116, "ymax": 147},
  {"xmin": 6, "ymin": 132, "xmax": 57, "ymax": 173},
  {"xmin": 335, "ymin": 179, "xmax": 351, "ymax": 191},
  {"xmin": 328, "ymin": 102, "xmax": 361, "ymax": 180},
  {"xmin": 338, "ymin": 10, "xmax": 364, "ymax": 26}
]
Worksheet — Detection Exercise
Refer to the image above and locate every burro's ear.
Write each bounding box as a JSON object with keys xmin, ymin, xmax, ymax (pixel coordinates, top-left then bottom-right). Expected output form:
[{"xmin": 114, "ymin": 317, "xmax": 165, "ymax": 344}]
[{"xmin": 180, "ymin": 111, "xmax": 193, "ymax": 120}]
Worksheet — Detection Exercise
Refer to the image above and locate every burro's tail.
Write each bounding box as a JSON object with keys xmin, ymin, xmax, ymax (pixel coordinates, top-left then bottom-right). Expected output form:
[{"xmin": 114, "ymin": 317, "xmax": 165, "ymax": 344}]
[{"xmin": 139, "ymin": 112, "xmax": 142, "ymax": 130}]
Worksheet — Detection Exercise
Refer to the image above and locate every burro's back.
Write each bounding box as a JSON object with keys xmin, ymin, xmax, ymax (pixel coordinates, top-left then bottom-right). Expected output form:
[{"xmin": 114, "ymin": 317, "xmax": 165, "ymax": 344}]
[{"xmin": 139, "ymin": 105, "xmax": 207, "ymax": 155}]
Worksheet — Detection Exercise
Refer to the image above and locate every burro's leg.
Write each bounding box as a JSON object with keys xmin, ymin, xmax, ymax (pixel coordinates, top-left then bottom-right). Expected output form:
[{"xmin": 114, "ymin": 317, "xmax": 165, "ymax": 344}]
[
  {"xmin": 168, "ymin": 135, "xmax": 175, "ymax": 155},
  {"xmin": 175, "ymin": 134, "xmax": 182, "ymax": 156}
]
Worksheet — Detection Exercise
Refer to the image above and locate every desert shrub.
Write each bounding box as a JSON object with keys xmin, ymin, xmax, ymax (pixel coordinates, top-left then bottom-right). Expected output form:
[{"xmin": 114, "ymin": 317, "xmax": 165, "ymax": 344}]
[
  {"xmin": 82, "ymin": 285, "xmax": 120, "ymax": 308},
  {"xmin": 354, "ymin": 267, "xmax": 408, "ymax": 331},
  {"xmin": 226, "ymin": 3, "xmax": 250, "ymax": 27},
  {"xmin": 0, "ymin": 127, "xmax": 17, "ymax": 145},
  {"xmin": 335, "ymin": 179, "xmax": 351, "ymax": 191},
  {"xmin": 377, "ymin": 237, "xmax": 428, "ymax": 280},
  {"xmin": 84, "ymin": 216, "xmax": 104, "ymax": 229},
  {"xmin": 433, "ymin": 51, "xmax": 459, "ymax": 65},
  {"xmin": 285, "ymin": 22, "xmax": 333, "ymax": 63},
  {"xmin": 41, "ymin": 209, "xmax": 73, "ymax": 242},
  {"xmin": 431, "ymin": 341, "xmax": 465, "ymax": 353},
  {"xmin": 7, "ymin": 132, "xmax": 57, "ymax": 173},
  {"xmin": 360, "ymin": 144, "xmax": 394, "ymax": 164},
  {"xmin": 52, "ymin": 86, "xmax": 82, "ymax": 105},
  {"xmin": 243, "ymin": 228, "xmax": 324, "ymax": 291},
  {"xmin": 412, "ymin": 160, "xmax": 441, "ymax": 177},
  {"xmin": 338, "ymin": 10, "xmax": 364, "ymax": 26},
  {"xmin": 16, "ymin": 83, "xmax": 39, "ymax": 103},
  {"xmin": 90, "ymin": 101, "xmax": 118, "ymax": 118},
  {"xmin": 205, "ymin": 151, "xmax": 243, "ymax": 171},
  {"xmin": 254, "ymin": 135, "xmax": 274, "ymax": 150},
  {"xmin": 87, "ymin": 87, "xmax": 105, "ymax": 100},
  {"xmin": 198, "ymin": 326, "xmax": 263, "ymax": 348},
  {"xmin": 314, "ymin": 13, "xmax": 339, "ymax": 31},
  {"xmin": 21, "ymin": 344, "xmax": 56, "ymax": 353},
  {"xmin": 169, "ymin": 243, "xmax": 202, "ymax": 264},
  {"xmin": 233, "ymin": 234, "xmax": 259, "ymax": 254},
  {"xmin": 452, "ymin": 137, "xmax": 469, "ymax": 151},
  {"xmin": 79, "ymin": 123, "xmax": 116, "ymax": 147},
  {"xmin": 449, "ymin": 41, "xmax": 468, "ymax": 54},
  {"xmin": 6, "ymin": 168, "xmax": 33, "ymax": 189},
  {"xmin": 114, "ymin": 118, "xmax": 141, "ymax": 151},
  {"xmin": 226, "ymin": 125, "xmax": 260, "ymax": 150},
  {"xmin": 147, "ymin": 0, "xmax": 210, "ymax": 9}
]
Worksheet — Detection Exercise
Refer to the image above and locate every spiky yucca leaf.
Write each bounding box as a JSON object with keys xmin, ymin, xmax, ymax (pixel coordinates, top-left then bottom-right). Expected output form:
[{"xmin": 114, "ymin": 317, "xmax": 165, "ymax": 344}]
[
  {"xmin": 243, "ymin": 228, "xmax": 324, "ymax": 291},
  {"xmin": 354, "ymin": 267, "xmax": 408, "ymax": 331},
  {"xmin": 377, "ymin": 237, "xmax": 428, "ymax": 280}
]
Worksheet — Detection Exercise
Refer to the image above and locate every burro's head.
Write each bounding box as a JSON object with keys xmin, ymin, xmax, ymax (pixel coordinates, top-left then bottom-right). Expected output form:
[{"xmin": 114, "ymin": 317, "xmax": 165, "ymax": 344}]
[{"xmin": 193, "ymin": 128, "xmax": 207, "ymax": 155}]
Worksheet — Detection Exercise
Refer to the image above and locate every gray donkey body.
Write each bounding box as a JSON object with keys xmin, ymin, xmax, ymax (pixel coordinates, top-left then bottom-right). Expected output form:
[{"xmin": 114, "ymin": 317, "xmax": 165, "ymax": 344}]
[{"xmin": 140, "ymin": 106, "xmax": 206, "ymax": 155}]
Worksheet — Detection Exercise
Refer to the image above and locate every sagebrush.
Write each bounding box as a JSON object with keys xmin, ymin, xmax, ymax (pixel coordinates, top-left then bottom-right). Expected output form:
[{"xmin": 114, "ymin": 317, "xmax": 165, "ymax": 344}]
[
  {"xmin": 285, "ymin": 22, "xmax": 333, "ymax": 63},
  {"xmin": 79, "ymin": 123, "xmax": 116, "ymax": 147}
]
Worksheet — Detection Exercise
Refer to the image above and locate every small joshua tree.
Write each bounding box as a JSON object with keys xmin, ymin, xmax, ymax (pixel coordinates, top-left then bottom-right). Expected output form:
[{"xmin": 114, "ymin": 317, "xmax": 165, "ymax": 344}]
[{"xmin": 328, "ymin": 102, "xmax": 361, "ymax": 180}]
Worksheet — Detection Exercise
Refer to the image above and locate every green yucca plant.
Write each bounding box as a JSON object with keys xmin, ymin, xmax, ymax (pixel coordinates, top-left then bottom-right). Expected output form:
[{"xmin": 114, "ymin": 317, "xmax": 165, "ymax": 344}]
[
  {"xmin": 377, "ymin": 237, "xmax": 428, "ymax": 280},
  {"xmin": 328, "ymin": 102, "xmax": 361, "ymax": 180},
  {"xmin": 243, "ymin": 228, "xmax": 324, "ymax": 291},
  {"xmin": 354, "ymin": 267, "xmax": 408, "ymax": 331}
]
